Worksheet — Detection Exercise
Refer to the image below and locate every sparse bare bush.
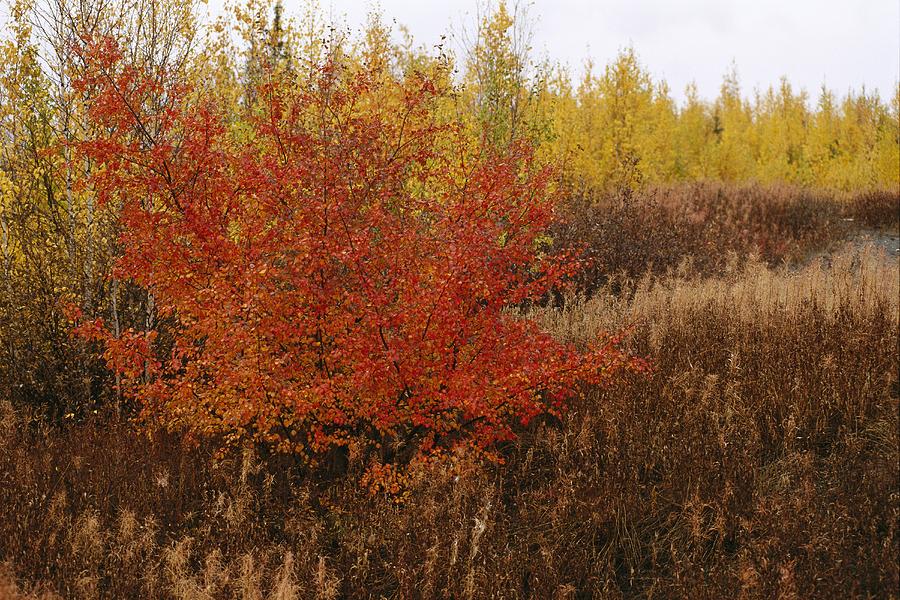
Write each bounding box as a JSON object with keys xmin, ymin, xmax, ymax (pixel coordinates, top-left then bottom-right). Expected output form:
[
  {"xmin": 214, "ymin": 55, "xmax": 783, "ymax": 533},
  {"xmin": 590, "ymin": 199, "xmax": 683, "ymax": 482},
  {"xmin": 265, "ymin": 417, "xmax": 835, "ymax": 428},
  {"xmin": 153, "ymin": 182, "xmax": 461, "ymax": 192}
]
[{"xmin": 548, "ymin": 182, "xmax": 896, "ymax": 299}]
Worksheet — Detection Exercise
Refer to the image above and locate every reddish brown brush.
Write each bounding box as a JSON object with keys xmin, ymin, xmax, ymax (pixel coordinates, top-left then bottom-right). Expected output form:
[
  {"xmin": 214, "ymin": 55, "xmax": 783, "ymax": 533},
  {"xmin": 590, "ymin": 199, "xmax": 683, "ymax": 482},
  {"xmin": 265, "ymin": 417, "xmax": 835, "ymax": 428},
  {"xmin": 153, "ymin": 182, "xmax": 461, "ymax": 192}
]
[{"xmin": 547, "ymin": 182, "xmax": 893, "ymax": 298}]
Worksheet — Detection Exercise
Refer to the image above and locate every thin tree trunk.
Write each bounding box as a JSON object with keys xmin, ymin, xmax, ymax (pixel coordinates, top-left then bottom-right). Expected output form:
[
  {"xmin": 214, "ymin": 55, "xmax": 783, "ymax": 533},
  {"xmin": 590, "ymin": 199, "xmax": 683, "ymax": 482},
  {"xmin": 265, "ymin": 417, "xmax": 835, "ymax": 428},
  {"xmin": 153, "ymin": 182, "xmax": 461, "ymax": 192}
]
[
  {"xmin": 111, "ymin": 273, "xmax": 122, "ymax": 416},
  {"xmin": 0, "ymin": 211, "xmax": 16, "ymax": 396},
  {"xmin": 84, "ymin": 167, "xmax": 94, "ymax": 311}
]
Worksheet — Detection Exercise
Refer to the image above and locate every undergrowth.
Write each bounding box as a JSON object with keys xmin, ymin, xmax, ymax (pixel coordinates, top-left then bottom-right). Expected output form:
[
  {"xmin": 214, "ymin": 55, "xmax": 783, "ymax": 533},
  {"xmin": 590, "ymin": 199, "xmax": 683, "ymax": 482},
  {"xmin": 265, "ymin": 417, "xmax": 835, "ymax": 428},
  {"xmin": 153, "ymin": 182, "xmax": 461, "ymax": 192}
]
[{"xmin": 1, "ymin": 243, "xmax": 896, "ymax": 598}]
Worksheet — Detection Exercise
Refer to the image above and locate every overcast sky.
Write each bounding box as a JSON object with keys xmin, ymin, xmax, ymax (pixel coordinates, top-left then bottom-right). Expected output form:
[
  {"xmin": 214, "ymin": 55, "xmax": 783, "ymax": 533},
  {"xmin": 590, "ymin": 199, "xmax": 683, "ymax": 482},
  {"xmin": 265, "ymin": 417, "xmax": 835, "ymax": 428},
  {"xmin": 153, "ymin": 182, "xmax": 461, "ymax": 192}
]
[{"xmin": 214, "ymin": 0, "xmax": 899, "ymax": 105}]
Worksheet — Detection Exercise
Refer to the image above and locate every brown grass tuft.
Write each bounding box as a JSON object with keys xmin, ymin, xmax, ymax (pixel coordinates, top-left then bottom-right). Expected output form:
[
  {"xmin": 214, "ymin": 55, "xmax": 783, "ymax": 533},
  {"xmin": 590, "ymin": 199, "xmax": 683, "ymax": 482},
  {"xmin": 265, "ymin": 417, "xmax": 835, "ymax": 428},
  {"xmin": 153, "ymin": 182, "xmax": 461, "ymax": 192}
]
[{"xmin": 0, "ymin": 194, "xmax": 897, "ymax": 598}]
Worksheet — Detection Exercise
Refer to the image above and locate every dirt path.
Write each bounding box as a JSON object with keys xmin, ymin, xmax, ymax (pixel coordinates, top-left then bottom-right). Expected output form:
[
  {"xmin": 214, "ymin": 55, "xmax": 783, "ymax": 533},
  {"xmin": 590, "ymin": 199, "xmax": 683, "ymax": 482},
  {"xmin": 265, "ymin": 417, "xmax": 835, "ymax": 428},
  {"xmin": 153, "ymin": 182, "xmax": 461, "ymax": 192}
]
[
  {"xmin": 800, "ymin": 227, "xmax": 900, "ymax": 270},
  {"xmin": 847, "ymin": 228, "xmax": 900, "ymax": 258}
]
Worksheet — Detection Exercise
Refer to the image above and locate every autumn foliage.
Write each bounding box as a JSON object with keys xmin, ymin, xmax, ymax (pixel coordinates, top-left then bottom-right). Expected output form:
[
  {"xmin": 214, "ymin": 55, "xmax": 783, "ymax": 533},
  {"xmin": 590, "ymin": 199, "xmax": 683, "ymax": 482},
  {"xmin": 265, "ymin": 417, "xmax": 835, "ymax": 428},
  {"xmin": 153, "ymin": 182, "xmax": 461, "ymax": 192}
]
[{"xmin": 67, "ymin": 37, "xmax": 638, "ymax": 478}]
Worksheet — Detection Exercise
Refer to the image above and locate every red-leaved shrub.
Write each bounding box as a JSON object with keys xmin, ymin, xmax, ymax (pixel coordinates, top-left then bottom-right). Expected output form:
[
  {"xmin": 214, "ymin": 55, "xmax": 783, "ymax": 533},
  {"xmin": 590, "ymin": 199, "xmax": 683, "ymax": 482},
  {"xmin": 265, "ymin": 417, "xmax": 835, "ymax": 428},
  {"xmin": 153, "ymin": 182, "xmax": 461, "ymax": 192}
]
[{"xmin": 69, "ymin": 38, "xmax": 640, "ymax": 484}]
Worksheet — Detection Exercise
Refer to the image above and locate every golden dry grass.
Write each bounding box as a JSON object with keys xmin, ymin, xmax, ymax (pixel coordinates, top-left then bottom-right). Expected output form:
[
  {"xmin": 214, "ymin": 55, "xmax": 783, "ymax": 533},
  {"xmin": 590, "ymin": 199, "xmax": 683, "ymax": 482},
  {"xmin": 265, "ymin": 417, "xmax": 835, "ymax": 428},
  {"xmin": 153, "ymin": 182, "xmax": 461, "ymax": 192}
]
[{"xmin": 0, "ymin": 238, "xmax": 897, "ymax": 598}]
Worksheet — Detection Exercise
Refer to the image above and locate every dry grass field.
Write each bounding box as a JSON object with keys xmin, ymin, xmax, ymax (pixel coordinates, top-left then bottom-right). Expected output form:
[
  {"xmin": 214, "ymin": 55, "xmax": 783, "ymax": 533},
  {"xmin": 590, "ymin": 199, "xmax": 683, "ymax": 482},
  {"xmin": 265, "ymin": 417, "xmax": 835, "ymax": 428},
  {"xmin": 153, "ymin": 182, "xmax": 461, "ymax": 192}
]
[{"xmin": 1, "ymin": 186, "xmax": 897, "ymax": 598}]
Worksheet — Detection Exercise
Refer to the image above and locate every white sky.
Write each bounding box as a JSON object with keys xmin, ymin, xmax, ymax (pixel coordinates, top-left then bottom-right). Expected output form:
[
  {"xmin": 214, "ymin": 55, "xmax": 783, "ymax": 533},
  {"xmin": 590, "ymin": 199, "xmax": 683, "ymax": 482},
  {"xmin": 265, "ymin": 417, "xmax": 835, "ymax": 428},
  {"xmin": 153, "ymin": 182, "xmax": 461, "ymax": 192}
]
[
  {"xmin": 225, "ymin": 0, "xmax": 900, "ymax": 105},
  {"xmin": 1, "ymin": 0, "xmax": 892, "ymax": 104}
]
